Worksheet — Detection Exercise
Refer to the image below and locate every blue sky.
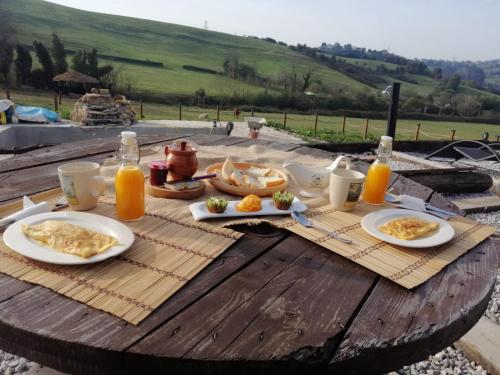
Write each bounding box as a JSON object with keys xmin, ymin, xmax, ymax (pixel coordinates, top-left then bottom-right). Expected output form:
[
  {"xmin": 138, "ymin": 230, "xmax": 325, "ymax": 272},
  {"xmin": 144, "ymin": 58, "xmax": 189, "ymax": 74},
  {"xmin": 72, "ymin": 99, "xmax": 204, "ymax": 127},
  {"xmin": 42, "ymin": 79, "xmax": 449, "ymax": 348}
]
[{"xmin": 47, "ymin": 0, "xmax": 500, "ymax": 61}]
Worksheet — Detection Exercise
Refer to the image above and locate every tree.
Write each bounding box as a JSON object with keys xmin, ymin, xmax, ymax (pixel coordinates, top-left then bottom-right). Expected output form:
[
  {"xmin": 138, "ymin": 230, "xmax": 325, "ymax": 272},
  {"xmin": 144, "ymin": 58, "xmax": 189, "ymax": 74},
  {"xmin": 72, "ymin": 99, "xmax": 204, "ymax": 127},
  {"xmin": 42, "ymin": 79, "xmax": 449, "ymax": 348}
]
[
  {"xmin": 401, "ymin": 96, "xmax": 425, "ymax": 112},
  {"xmin": 454, "ymin": 94, "xmax": 480, "ymax": 117},
  {"xmin": 87, "ymin": 48, "xmax": 99, "ymax": 78},
  {"xmin": 33, "ymin": 41, "xmax": 54, "ymax": 88},
  {"xmin": 71, "ymin": 48, "xmax": 113, "ymax": 85},
  {"xmin": 0, "ymin": 42, "xmax": 14, "ymax": 87},
  {"xmin": 51, "ymin": 34, "xmax": 67, "ymax": 74},
  {"xmin": 15, "ymin": 44, "xmax": 32, "ymax": 85},
  {"xmin": 301, "ymin": 68, "xmax": 314, "ymax": 92},
  {"xmin": 446, "ymin": 74, "xmax": 461, "ymax": 92},
  {"xmin": 431, "ymin": 67, "xmax": 443, "ymax": 80},
  {"xmin": 71, "ymin": 50, "xmax": 88, "ymax": 74},
  {"xmin": 0, "ymin": 9, "xmax": 15, "ymax": 87}
]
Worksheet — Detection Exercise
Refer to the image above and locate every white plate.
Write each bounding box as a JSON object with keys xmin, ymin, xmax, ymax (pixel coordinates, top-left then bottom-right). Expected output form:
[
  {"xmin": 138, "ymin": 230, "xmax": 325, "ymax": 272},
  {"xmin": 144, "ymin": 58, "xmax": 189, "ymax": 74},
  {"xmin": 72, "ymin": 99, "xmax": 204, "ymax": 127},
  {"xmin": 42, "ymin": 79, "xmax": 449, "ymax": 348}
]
[
  {"xmin": 190, "ymin": 197, "xmax": 307, "ymax": 221},
  {"xmin": 3, "ymin": 212, "xmax": 135, "ymax": 265},
  {"xmin": 361, "ymin": 208, "xmax": 455, "ymax": 248}
]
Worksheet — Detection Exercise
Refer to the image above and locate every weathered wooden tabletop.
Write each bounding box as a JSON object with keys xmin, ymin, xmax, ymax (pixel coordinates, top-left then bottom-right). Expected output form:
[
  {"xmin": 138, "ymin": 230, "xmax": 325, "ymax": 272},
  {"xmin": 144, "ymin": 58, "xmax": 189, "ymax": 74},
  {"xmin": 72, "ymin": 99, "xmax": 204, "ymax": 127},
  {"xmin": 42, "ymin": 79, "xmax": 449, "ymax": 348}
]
[{"xmin": 0, "ymin": 135, "xmax": 497, "ymax": 375}]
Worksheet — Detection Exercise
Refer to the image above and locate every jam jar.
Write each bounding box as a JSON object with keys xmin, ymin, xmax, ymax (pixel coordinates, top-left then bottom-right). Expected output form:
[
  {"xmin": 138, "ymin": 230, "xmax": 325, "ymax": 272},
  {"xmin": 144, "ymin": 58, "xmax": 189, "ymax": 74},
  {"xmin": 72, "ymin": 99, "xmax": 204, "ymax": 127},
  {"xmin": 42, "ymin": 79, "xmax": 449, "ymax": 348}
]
[{"xmin": 149, "ymin": 161, "xmax": 168, "ymax": 186}]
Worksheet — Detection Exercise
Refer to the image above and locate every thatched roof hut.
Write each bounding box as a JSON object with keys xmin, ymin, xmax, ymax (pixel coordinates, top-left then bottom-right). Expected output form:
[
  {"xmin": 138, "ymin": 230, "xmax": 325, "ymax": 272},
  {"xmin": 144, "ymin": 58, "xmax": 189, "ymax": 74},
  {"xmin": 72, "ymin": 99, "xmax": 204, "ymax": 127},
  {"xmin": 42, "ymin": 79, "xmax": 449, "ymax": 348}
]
[{"xmin": 53, "ymin": 69, "xmax": 99, "ymax": 94}]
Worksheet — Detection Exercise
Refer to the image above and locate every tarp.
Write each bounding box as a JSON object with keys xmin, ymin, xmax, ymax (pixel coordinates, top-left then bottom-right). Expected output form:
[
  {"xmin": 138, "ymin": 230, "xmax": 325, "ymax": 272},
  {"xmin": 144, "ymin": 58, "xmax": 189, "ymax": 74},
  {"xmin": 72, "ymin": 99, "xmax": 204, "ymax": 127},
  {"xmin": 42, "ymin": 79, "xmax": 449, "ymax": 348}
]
[
  {"xmin": 15, "ymin": 106, "xmax": 61, "ymax": 123},
  {"xmin": 0, "ymin": 99, "xmax": 15, "ymax": 112}
]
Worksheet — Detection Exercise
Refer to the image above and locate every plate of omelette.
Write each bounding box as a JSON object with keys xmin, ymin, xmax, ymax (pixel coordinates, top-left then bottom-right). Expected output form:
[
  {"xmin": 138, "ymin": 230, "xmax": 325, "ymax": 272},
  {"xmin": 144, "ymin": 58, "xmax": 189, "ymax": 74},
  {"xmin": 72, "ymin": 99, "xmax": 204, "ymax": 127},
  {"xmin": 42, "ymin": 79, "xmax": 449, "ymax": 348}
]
[{"xmin": 3, "ymin": 212, "xmax": 134, "ymax": 265}]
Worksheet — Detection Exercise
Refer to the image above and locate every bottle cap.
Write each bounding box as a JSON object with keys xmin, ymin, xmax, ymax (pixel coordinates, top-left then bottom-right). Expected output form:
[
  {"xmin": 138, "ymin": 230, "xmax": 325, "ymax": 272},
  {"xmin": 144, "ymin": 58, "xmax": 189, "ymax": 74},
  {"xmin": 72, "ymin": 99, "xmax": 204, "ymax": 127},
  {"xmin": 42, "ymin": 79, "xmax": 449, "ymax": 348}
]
[{"xmin": 121, "ymin": 131, "xmax": 137, "ymax": 145}]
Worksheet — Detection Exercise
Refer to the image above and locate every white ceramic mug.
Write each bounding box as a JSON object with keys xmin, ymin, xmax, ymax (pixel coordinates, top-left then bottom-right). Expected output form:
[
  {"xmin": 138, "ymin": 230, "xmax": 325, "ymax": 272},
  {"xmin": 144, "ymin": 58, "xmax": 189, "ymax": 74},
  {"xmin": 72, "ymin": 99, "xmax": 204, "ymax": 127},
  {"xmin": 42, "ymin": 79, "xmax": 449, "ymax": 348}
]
[
  {"xmin": 58, "ymin": 162, "xmax": 106, "ymax": 211},
  {"xmin": 329, "ymin": 156, "xmax": 365, "ymax": 211}
]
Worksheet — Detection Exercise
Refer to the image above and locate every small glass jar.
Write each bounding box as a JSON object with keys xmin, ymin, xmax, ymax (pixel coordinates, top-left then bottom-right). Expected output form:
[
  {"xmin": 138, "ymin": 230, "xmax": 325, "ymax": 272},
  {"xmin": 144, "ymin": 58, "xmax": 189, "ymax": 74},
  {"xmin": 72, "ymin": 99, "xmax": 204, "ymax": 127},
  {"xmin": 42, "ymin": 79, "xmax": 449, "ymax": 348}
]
[{"xmin": 149, "ymin": 161, "xmax": 168, "ymax": 186}]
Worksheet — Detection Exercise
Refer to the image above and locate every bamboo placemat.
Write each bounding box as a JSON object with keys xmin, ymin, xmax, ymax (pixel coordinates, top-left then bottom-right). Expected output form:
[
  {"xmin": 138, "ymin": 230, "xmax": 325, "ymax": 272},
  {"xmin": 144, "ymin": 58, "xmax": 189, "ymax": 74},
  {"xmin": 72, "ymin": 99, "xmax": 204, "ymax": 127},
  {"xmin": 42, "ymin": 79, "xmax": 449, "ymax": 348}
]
[
  {"xmin": 270, "ymin": 202, "xmax": 495, "ymax": 289},
  {"xmin": 0, "ymin": 189, "xmax": 241, "ymax": 325}
]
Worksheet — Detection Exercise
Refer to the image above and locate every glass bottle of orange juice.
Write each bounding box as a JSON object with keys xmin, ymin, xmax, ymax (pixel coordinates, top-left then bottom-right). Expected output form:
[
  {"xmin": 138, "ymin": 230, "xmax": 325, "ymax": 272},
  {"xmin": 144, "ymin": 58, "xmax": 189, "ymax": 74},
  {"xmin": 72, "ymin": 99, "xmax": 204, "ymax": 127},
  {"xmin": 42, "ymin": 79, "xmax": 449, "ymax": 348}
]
[
  {"xmin": 115, "ymin": 131, "xmax": 145, "ymax": 221},
  {"xmin": 362, "ymin": 136, "xmax": 393, "ymax": 205}
]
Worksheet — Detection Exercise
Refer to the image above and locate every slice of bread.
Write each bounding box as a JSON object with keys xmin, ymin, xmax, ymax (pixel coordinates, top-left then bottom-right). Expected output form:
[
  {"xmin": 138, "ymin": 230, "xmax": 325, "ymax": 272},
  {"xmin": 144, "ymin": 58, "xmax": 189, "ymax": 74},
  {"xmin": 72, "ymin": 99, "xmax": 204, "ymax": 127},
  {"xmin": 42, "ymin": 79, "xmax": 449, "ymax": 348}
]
[
  {"xmin": 246, "ymin": 166, "xmax": 272, "ymax": 177},
  {"xmin": 221, "ymin": 157, "xmax": 235, "ymax": 183},
  {"xmin": 230, "ymin": 170, "xmax": 245, "ymax": 186},
  {"xmin": 257, "ymin": 176, "xmax": 285, "ymax": 188},
  {"xmin": 242, "ymin": 174, "xmax": 263, "ymax": 188}
]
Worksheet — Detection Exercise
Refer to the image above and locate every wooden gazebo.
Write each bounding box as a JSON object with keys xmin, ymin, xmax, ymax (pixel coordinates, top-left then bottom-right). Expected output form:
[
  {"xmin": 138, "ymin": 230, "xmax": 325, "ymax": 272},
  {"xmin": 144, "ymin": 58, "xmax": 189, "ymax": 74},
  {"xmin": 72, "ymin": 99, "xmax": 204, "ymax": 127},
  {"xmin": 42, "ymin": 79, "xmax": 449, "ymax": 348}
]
[{"xmin": 53, "ymin": 69, "xmax": 99, "ymax": 94}]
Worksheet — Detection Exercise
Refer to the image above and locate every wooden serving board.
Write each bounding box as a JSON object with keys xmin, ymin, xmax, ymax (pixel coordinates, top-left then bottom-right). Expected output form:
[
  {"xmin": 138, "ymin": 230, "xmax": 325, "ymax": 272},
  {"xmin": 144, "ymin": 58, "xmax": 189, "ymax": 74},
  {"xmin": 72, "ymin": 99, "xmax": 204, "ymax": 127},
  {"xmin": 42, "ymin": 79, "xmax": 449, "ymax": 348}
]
[
  {"xmin": 145, "ymin": 179, "xmax": 205, "ymax": 200},
  {"xmin": 206, "ymin": 162, "xmax": 287, "ymax": 197}
]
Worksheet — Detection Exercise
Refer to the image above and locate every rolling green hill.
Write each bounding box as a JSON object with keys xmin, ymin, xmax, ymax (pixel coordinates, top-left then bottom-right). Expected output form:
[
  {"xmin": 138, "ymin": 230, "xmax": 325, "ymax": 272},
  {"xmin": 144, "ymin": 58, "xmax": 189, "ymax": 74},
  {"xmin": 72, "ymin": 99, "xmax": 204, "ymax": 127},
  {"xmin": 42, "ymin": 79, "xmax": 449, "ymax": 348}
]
[
  {"xmin": 4, "ymin": 0, "xmax": 372, "ymax": 96},
  {"xmin": 3, "ymin": 0, "xmax": 499, "ymax": 101}
]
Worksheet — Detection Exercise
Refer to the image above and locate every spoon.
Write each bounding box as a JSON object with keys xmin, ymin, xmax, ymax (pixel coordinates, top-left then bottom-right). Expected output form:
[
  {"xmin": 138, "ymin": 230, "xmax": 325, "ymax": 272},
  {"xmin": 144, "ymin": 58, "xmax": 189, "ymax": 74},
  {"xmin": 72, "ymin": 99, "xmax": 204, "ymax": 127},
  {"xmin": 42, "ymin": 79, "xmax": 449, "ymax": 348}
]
[{"xmin": 291, "ymin": 211, "xmax": 352, "ymax": 244}]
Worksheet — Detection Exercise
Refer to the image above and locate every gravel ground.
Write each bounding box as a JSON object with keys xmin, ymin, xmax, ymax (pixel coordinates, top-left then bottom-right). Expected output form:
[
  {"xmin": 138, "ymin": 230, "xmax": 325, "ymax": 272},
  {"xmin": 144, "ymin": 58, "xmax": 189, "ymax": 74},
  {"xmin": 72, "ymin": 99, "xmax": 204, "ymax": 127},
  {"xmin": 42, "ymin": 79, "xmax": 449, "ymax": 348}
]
[
  {"xmin": 0, "ymin": 152, "xmax": 498, "ymax": 375},
  {"xmin": 387, "ymin": 346, "xmax": 488, "ymax": 375}
]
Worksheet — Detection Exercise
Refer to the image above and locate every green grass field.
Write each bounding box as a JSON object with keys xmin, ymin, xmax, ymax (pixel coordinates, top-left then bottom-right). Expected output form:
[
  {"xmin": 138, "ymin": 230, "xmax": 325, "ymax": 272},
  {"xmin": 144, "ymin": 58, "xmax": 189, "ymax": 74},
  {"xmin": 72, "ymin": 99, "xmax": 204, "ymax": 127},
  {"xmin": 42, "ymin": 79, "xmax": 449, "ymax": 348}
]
[
  {"xmin": 6, "ymin": 89, "xmax": 499, "ymax": 142},
  {"xmin": 4, "ymin": 0, "xmax": 371, "ymax": 96},
  {"xmin": 5, "ymin": 0, "xmax": 499, "ymax": 101}
]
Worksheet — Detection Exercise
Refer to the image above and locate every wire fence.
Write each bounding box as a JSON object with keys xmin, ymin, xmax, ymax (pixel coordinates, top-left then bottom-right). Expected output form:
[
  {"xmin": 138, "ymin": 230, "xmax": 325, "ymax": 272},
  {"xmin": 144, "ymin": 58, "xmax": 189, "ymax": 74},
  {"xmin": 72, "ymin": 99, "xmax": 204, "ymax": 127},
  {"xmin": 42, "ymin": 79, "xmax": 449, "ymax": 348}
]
[
  {"xmin": 135, "ymin": 103, "xmax": 475, "ymax": 141},
  {"xmin": 1, "ymin": 89, "xmax": 487, "ymax": 142}
]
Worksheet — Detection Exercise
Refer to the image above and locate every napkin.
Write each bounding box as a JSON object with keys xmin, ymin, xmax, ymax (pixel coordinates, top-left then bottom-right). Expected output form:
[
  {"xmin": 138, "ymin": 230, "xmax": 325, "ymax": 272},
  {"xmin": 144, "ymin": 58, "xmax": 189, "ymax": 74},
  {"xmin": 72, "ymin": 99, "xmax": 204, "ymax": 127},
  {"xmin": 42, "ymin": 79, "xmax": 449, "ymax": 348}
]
[
  {"xmin": 398, "ymin": 194, "xmax": 426, "ymax": 211},
  {"xmin": 0, "ymin": 196, "xmax": 51, "ymax": 227}
]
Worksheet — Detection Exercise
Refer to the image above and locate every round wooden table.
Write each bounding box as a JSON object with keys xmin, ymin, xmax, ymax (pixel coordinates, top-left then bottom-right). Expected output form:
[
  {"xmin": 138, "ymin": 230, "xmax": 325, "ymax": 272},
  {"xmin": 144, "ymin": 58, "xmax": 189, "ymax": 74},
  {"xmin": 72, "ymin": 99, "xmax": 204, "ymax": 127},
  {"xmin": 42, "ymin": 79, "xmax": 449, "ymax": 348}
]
[{"xmin": 0, "ymin": 135, "xmax": 497, "ymax": 375}]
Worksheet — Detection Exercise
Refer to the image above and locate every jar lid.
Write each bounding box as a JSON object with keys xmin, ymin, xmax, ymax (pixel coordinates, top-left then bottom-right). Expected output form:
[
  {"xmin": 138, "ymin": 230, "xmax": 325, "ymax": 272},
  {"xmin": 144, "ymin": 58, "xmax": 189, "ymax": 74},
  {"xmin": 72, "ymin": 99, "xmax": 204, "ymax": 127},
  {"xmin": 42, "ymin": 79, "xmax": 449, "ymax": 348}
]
[
  {"xmin": 149, "ymin": 161, "xmax": 168, "ymax": 170},
  {"xmin": 381, "ymin": 136, "xmax": 393, "ymax": 142},
  {"xmin": 170, "ymin": 139, "xmax": 196, "ymax": 153}
]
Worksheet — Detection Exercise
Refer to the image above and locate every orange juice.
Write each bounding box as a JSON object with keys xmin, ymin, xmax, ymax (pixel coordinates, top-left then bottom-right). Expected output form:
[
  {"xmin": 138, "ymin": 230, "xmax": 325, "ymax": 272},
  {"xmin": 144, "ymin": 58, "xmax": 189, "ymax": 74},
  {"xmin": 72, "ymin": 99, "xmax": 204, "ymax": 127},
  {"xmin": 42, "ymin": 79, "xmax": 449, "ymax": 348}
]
[
  {"xmin": 362, "ymin": 162, "xmax": 391, "ymax": 205},
  {"xmin": 115, "ymin": 165, "xmax": 145, "ymax": 221}
]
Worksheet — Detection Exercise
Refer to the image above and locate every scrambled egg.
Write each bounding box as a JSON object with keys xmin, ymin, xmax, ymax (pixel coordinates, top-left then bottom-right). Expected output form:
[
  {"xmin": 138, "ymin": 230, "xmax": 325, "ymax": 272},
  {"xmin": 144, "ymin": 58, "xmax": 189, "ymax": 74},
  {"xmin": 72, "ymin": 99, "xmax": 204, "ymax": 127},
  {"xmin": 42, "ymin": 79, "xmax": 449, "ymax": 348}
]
[
  {"xmin": 22, "ymin": 220, "xmax": 119, "ymax": 258},
  {"xmin": 379, "ymin": 217, "xmax": 439, "ymax": 240},
  {"xmin": 236, "ymin": 194, "xmax": 262, "ymax": 212}
]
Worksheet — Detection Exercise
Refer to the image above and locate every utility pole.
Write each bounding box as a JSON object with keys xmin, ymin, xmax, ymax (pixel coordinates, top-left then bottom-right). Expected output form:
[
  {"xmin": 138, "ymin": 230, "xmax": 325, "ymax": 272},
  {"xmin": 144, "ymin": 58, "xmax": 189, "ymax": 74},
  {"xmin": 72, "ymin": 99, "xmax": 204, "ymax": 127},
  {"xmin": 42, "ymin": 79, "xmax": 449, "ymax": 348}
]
[{"xmin": 386, "ymin": 82, "xmax": 401, "ymax": 139}]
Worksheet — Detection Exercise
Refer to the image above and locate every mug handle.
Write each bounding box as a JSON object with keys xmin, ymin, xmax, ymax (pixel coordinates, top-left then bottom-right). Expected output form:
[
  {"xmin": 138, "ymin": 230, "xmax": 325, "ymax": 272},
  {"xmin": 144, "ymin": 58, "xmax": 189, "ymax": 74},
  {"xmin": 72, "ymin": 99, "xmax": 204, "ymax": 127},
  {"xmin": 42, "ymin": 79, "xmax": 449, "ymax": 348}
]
[
  {"xmin": 90, "ymin": 176, "xmax": 106, "ymax": 198},
  {"xmin": 327, "ymin": 155, "xmax": 352, "ymax": 171}
]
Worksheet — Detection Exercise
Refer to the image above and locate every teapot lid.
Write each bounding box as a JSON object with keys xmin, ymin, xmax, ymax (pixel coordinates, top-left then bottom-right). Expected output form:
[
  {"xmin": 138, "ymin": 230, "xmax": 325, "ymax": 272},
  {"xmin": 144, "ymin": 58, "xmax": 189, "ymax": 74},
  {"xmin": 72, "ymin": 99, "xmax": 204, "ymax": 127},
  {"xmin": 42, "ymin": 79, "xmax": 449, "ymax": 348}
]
[{"xmin": 169, "ymin": 139, "xmax": 197, "ymax": 153}]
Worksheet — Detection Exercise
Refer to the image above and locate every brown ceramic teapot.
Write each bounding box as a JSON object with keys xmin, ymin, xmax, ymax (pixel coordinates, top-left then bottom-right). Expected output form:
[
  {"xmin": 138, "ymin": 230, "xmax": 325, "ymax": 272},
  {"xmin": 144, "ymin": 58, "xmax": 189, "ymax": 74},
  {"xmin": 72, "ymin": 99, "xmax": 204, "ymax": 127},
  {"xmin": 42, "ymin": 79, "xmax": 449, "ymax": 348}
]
[{"xmin": 165, "ymin": 140, "xmax": 198, "ymax": 180}]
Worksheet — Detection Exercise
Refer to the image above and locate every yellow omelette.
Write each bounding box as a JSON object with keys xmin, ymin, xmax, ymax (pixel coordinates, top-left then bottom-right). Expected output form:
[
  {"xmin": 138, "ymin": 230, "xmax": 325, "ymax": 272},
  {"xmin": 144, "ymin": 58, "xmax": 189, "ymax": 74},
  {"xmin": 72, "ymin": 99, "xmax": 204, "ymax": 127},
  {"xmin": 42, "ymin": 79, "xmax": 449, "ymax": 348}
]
[
  {"xmin": 379, "ymin": 217, "xmax": 439, "ymax": 241},
  {"xmin": 22, "ymin": 220, "xmax": 119, "ymax": 258}
]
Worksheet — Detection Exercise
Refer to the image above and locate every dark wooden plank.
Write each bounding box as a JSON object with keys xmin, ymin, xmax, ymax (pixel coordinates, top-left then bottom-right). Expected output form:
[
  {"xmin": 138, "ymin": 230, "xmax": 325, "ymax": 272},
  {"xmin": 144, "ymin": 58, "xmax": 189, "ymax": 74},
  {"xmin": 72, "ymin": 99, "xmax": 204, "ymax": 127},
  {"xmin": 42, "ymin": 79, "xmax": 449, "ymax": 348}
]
[
  {"xmin": 0, "ymin": 230, "xmax": 288, "ymax": 375},
  {"xmin": 0, "ymin": 273, "xmax": 33, "ymax": 303},
  {"xmin": 0, "ymin": 135, "xmax": 185, "ymax": 174},
  {"xmin": 408, "ymin": 172, "xmax": 492, "ymax": 194},
  {"xmin": 396, "ymin": 167, "xmax": 475, "ymax": 177},
  {"xmin": 388, "ymin": 174, "xmax": 434, "ymax": 200},
  {"xmin": 329, "ymin": 239, "xmax": 499, "ymax": 375},
  {"xmin": 0, "ymin": 136, "xmax": 197, "ymax": 203},
  {"xmin": 126, "ymin": 236, "xmax": 311, "ymax": 361},
  {"xmin": 206, "ymin": 242, "xmax": 377, "ymax": 363},
  {"xmin": 0, "ymin": 154, "xmax": 114, "ymax": 203},
  {"xmin": 428, "ymin": 191, "xmax": 465, "ymax": 216},
  {"xmin": 125, "ymin": 235, "xmax": 377, "ymax": 373},
  {"xmin": 451, "ymin": 195, "xmax": 500, "ymax": 214}
]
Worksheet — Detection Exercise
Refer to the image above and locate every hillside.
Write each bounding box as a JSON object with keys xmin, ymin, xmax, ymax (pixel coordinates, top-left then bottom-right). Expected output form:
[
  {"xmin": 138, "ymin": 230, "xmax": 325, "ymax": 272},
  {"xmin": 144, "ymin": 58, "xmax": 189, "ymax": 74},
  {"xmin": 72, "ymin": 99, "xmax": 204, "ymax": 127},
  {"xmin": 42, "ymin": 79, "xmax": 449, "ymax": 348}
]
[
  {"xmin": 4, "ymin": 0, "xmax": 374, "ymax": 96},
  {"xmin": 3, "ymin": 0, "xmax": 499, "ymax": 102}
]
